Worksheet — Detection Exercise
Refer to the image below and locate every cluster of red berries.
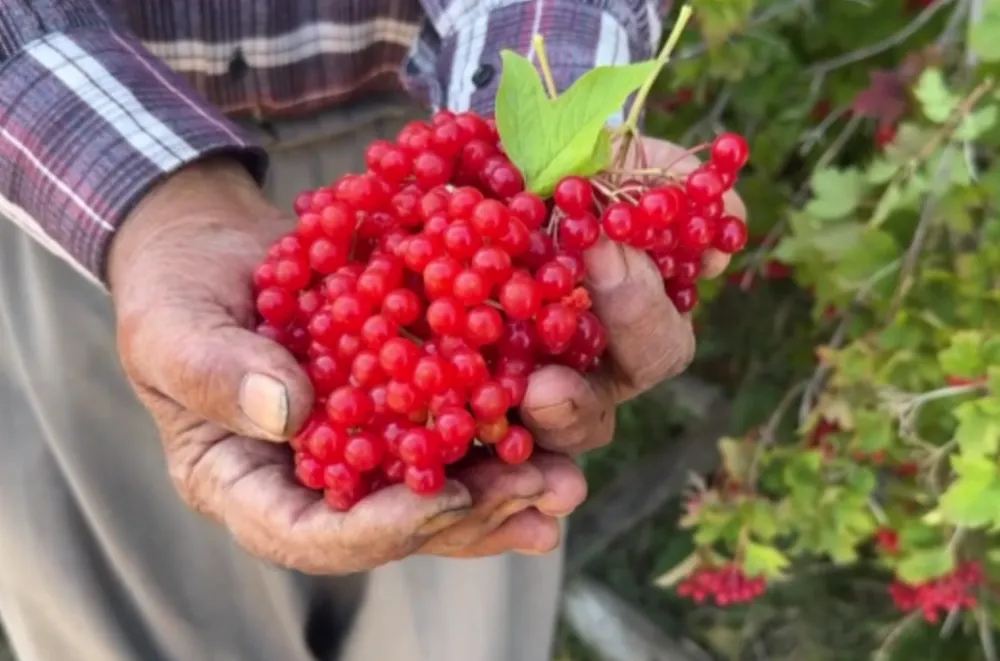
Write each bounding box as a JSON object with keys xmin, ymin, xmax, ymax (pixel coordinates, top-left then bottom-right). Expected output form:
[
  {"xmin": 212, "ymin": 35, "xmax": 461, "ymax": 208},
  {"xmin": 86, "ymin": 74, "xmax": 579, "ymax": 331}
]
[
  {"xmin": 251, "ymin": 108, "xmax": 750, "ymax": 510},
  {"xmin": 889, "ymin": 561, "xmax": 983, "ymax": 623},
  {"xmin": 677, "ymin": 563, "xmax": 768, "ymax": 606},
  {"xmin": 612, "ymin": 133, "xmax": 749, "ymax": 312}
]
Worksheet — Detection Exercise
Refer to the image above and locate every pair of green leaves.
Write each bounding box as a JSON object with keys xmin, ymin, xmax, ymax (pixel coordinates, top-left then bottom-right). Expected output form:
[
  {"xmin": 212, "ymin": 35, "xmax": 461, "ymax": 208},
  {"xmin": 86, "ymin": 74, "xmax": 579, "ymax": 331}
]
[{"xmin": 494, "ymin": 51, "xmax": 656, "ymax": 196}]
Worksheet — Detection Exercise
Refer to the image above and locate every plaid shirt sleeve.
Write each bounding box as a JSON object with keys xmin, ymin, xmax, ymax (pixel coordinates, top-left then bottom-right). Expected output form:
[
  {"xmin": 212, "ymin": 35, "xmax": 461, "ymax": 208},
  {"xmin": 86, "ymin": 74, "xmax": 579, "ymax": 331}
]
[
  {"xmin": 0, "ymin": 3, "xmax": 266, "ymax": 285},
  {"xmin": 405, "ymin": 0, "xmax": 668, "ymax": 120}
]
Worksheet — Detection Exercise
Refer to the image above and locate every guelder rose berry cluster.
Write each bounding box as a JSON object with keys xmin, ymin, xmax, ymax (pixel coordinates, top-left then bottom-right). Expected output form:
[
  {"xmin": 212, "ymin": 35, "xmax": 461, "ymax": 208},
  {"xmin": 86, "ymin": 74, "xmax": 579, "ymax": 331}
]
[
  {"xmin": 252, "ymin": 109, "xmax": 751, "ymax": 511},
  {"xmin": 889, "ymin": 561, "xmax": 983, "ymax": 623},
  {"xmin": 677, "ymin": 563, "xmax": 767, "ymax": 606}
]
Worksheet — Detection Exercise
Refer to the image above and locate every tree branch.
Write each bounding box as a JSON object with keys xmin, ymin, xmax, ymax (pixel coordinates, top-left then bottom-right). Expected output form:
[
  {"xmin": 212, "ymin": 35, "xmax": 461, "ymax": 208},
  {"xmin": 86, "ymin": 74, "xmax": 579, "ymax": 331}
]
[{"xmin": 806, "ymin": 0, "xmax": 956, "ymax": 76}]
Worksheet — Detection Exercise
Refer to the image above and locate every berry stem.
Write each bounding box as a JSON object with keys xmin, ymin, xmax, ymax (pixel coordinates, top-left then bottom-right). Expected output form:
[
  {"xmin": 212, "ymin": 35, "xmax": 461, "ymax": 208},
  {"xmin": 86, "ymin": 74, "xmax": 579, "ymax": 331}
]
[
  {"xmin": 399, "ymin": 328, "xmax": 425, "ymax": 345},
  {"xmin": 590, "ymin": 178, "xmax": 622, "ymax": 202},
  {"xmin": 531, "ymin": 35, "xmax": 559, "ymax": 100},
  {"xmin": 659, "ymin": 141, "xmax": 711, "ymax": 172},
  {"xmin": 622, "ymin": 4, "xmax": 694, "ymax": 134}
]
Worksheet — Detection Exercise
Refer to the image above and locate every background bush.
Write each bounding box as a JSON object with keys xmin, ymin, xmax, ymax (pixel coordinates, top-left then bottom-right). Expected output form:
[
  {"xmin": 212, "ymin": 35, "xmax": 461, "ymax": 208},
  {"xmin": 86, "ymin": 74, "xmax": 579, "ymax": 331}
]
[{"xmin": 562, "ymin": 0, "xmax": 1000, "ymax": 659}]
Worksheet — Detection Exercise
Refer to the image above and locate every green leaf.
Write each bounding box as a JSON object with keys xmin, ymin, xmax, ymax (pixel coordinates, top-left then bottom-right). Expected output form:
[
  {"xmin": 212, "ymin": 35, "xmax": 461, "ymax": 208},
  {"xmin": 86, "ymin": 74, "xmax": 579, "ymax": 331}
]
[
  {"xmin": 494, "ymin": 51, "xmax": 655, "ymax": 196},
  {"xmin": 939, "ymin": 330, "xmax": 986, "ymax": 378},
  {"xmin": 741, "ymin": 542, "xmax": 789, "ymax": 579},
  {"xmin": 804, "ymin": 168, "xmax": 866, "ymax": 220},
  {"xmin": 956, "ymin": 106, "xmax": 999, "ymax": 141},
  {"xmin": 938, "ymin": 454, "xmax": 1000, "ymax": 527},
  {"xmin": 952, "ymin": 398, "xmax": 1000, "ymax": 456},
  {"xmin": 970, "ymin": 2, "xmax": 1000, "ymax": 62},
  {"xmin": 897, "ymin": 547, "xmax": 955, "ymax": 584},
  {"xmin": 914, "ymin": 69, "xmax": 959, "ymax": 123},
  {"xmin": 746, "ymin": 500, "xmax": 781, "ymax": 542},
  {"xmin": 852, "ymin": 409, "xmax": 895, "ymax": 453},
  {"xmin": 867, "ymin": 158, "xmax": 900, "ymax": 184}
]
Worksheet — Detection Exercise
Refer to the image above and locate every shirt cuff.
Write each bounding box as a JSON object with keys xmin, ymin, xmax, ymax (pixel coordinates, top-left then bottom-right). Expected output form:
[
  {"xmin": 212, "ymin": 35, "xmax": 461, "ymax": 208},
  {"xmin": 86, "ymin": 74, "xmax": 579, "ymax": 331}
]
[
  {"xmin": 0, "ymin": 29, "xmax": 268, "ymax": 284},
  {"xmin": 433, "ymin": 2, "xmax": 656, "ymax": 117}
]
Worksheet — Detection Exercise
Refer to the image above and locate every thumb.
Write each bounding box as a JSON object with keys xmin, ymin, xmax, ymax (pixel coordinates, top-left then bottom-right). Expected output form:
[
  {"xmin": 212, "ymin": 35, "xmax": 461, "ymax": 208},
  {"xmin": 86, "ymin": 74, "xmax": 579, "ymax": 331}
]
[
  {"xmin": 583, "ymin": 235, "xmax": 695, "ymax": 401},
  {"xmin": 129, "ymin": 312, "xmax": 315, "ymax": 441}
]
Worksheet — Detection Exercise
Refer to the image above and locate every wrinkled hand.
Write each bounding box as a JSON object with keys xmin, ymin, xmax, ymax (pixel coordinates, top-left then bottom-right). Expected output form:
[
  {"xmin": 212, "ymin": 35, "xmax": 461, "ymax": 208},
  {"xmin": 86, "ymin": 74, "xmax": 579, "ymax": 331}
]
[
  {"xmin": 108, "ymin": 157, "xmax": 586, "ymax": 574},
  {"xmin": 520, "ymin": 137, "xmax": 747, "ymax": 453}
]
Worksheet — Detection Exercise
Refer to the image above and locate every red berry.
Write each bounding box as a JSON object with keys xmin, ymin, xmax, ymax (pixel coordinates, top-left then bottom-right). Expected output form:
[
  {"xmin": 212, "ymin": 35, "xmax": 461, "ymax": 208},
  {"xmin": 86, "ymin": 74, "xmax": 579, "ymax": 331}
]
[
  {"xmin": 713, "ymin": 215, "xmax": 748, "ymax": 253},
  {"xmin": 685, "ymin": 168, "xmax": 725, "ymax": 206},
  {"xmin": 465, "ymin": 305, "xmax": 504, "ymax": 346},
  {"xmin": 499, "ymin": 273, "xmax": 542, "ymax": 320},
  {"xmin": 559, "ymin": 213, "xmax": 600, "ymax": 251},
  {"xmin": 426, "ymin": 297, "xmax": 466, "ymax": 336},
  {"xmin": 436, "ymin": 407, "xmax": 477, "ymax": 447},
  {"xmin": 677, "ymin": 214, "xmax": 713, "ymax": 253},
  {"xmin": 256, "ymin": 287, "xmax": 297, "ymax": 325},
  {"xmin": 637, "ymin": 186, "xmax": 684, "ymax": 228},
  {"xmin": 470, "ymin": 199, "xmax": 510, "ymax": 239},
  {"xmin": 344, "ymin": 432, "xmax": 385, "ymax": 472},
  {"xmin": 554, "ymin": 176, "xmax": 594, "ymax": 215},
  {"xmin": 710, "ymin": 133, "xmax": 750, "ymax": 172},
  {"xmin": 483, "ymin": 160, "xmax": 525, "ymax": 198},
  {"xmin": 398, "ymin": 427, "xmax": 442, "ymax": 467},
  {"xmin": 326, "ymin": 386, "xmax": 374, "ymax": 427},
  {"xmin": 666, "ymin": 284, "xmax": 699, "ymax": 313},
  {"xmin": 535, "ymin": 303, "xmax": 579, "ymax": 354},
  {"xmin": 452, "ymin": 269, "xmax": 490, "ymax": 307},
  {"xmin": 413, "ymin": 151, "xmax": 453, "ymax": 189},
  {"xmin": 601, "ymin": 202, "xmax": 638, "ymax": 242},
  {"xmin": 411, "ymin": 355, "xmax": 452, "ymax": 395},
  {"xmin": 508, "ymin": 192, "xmax": 548, "ymax": 230},
  {"xmin": 382, "ymin": 288, "xmax": 422, "ymax": 326},
  {"xmin": 379, "ymin": 337, "xmax": 421, "ymax": 381},
  {"xmin": 535, "ymin": 260, "xmax": 574, "ymax": 301},
  {"xmin": 295, "ymin": 454, "xmax": 326, "ymax": 489},
  {"xmin": 496, "ymin": 426, "xmax": 534, "ymax": 465},
  {"xmin": 404, "ymin": 464, "xmax": 446, "ymax": 494},
  {"xmin": 423, "ymin": 256, "xmax": 462, "ymax": 299},
  {"xmin": 470, "ymin": 380, "xmax": 512, "ymax": 420}
]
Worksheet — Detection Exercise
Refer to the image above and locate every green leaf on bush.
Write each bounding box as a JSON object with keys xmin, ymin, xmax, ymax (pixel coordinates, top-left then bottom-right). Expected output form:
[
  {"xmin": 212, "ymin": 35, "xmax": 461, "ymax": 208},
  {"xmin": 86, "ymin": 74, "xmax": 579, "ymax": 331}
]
[
  {"xmin": 746, "ymin": 500, "xmax": 781, "ymax": 542},
  {"xmin": 953, "ymin": 398, "xmax": 1000, "ymax": 456},
  {"xmin": 914, "ymin": 69, "xmax": 959, "ymax": 123},
  {"xmin": 939, "ymin": 454, "xmax": 1000, "ymax": 527},
  {"xmin": 969, "ymin": 1, "xmax": 1000, "ymax": 62},
  {"xmin": 852, "ymin": 409, "xmax": 895, "ymax": 453},
  {"xmin": 742, "ymin": 542, "xmax": 789, "ymax": 579},
  {"xmin": 939, "ymin": 330, "xmax": 986, "ymax": 378},
  {"xmin": 494, "ymin": 51, "xmax": 655, "ymax": 196},
  {"xmin": 897, "ymin": 547, "xmax": 955, "ymax": 584},
  {"xmin": 805, "ymin": 168, "xmax": 866, "ymax": 219},
  {"xmin": 867, "ymin": 158, "xmax": 900, "ymax": 184},
  {"xmin": 898, "ymin": 521, "xmax": 944, "ymax": 549},
  {"xmin": 956, "ymin": 106, "xmax": 999, "ymax": 140}
]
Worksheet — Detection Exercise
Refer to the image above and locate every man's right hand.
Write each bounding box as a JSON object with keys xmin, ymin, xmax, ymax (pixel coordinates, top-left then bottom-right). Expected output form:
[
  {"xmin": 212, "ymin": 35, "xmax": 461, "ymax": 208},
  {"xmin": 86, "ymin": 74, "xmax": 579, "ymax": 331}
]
[{"xmin": 107, "ymin": 157, "xmax": 587, "ymax": 573}]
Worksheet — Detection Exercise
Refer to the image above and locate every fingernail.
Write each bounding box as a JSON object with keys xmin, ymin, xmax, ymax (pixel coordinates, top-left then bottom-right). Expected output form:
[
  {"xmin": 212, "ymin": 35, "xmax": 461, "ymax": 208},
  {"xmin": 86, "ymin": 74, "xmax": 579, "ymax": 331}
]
[
  {"xmin": 535, "ymin": 491, "xmax": 574, "ymax": 518},
  {"xmin": 486, "ymin": 496, "xmax": 537, "ymax": 529},
  {"xmin": 522, "ymin": 396, "xmax": 575, "ymax": 432},
  {"xmin": 583, "ymin": 236, "xmax": 628, "ymax": 291},
  {"xmin": 416, "ymin": 508, "xmax": 470, "ymax": 537},
  {"xmin": 239, "ymin": 373, "xmax": 289, "ymax": 437}
]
